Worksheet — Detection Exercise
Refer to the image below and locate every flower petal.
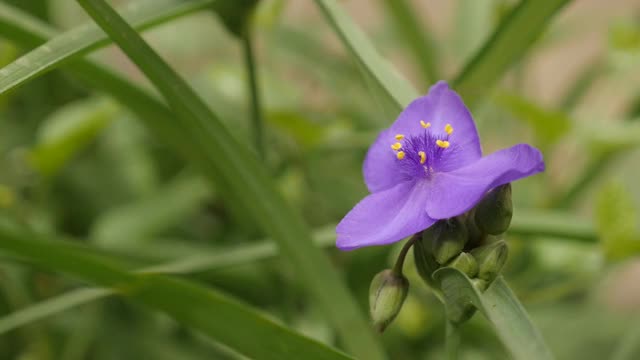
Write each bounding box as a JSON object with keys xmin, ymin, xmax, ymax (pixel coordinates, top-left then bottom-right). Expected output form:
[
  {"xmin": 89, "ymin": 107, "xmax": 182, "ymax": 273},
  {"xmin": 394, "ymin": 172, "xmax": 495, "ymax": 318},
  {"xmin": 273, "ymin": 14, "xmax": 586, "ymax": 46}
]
[
  {"xmin": 425, "ymin": 144, "xmax": 544, "ymax": 219},
  {"xmin": 390, "ymin": 81, "xmax": 481, "ymax": 162},
  {"xmin": 337, "ymin": 180, "xmax": 436, "ymax": 250},
  {"xmin": 362, "ymin": 129, "xmax": 408, "ymax": 192},
  {"xmin": 363, "ymin": 81, "xmax": 482, "ymax": 193}
]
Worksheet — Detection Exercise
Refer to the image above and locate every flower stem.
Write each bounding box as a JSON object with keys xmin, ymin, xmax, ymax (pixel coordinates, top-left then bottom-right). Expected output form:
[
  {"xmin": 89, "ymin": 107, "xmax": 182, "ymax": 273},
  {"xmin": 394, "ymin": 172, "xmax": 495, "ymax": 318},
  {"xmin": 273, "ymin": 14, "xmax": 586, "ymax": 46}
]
[
  {"xmin": 241, "ymin": 29, "xmax": 264, "ymax": 158},
  {"xmin": 446, "ymin": 320, "xmax": 460, "ymax": 360},
  {"xmin": 392, "ymin": 232, "xmax": 420, "ymax": 275}
]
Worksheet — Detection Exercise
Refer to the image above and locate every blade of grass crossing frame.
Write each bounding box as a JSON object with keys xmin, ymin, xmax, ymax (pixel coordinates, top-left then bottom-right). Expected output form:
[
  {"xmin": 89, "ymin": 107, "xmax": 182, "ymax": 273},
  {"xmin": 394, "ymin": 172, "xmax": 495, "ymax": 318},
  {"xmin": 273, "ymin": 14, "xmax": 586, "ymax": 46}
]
[
  {"xmin": 381, "ymin": 0, "xmax": 439, "ymax": 83},
  {"xmin": 74, "ymin": 1, "xmax": 386, "ymax": 358},
  {"xmin": 452, "ymin": 0, "xmax": 571, "ymax": 107},
  {"xmin": 0, "ymin": 224, "xmax": 352, "ymax": 360},
  {"xmin": 314, "ymin": 0, "xmax": 419, "ymax": 112},
  {"xmin": 0, "ymin": 0, "xmax": 214, "ymax": 95},
  {"xmin": 0, "ymin": 209, "xmax": 596, "ymax": 336},
  {"xmin": 434, "ymin": 268, "xmax": 553, "ymax": 360}
]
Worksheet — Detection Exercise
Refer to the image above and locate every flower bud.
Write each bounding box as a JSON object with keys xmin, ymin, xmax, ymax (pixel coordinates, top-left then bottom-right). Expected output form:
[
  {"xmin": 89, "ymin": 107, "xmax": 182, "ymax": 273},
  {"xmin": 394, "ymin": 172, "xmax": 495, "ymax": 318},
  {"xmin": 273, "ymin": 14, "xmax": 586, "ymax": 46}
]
[
  {"xmin": 474, "ymin": 183, "xmax": 513, "ymax": 235},
  {"xmin": 413, "ymin": 232, "xmax": 440, "ymax": 288},
  {"xmin": 471, "ymin": 278, "xmax": 488, "ymax": 292},
  {"xmin": 369, "ymin": 269, "xmax": 409, "ymax": 333},
  {"xmin": 445, "ymin": 252, "xmax": 478, "ymax": 278},
  {"xmin": 432, "ymin": 217, "xmax": 468, "ymax": 265},
  {"xmin": 470, "ymin": 240, "xmax": 508, "ymax": 281}
]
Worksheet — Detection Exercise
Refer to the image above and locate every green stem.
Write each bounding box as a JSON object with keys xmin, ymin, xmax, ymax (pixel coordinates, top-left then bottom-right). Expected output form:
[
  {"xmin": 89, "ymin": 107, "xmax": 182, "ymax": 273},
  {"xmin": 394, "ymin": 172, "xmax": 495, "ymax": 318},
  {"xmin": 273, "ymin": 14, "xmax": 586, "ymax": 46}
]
[
  {"xmin": 392, "ymin": 233, "xmax": 419, "ymax": 275},
  {"xmin": 242, "ymin": 29, "xmax": 265, "ymax": 157},
  {"xmin": 445, "ymin": 321, "xmax": 460, "ymax": 360}
]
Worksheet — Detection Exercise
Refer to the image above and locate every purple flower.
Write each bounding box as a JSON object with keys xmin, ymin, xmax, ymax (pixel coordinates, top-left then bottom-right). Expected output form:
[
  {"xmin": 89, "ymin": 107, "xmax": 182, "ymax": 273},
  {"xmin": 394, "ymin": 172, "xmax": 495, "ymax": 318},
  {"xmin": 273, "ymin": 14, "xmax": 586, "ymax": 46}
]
[{"xmin": 336, "ymin": 81, "xmax": 545, "ymax": 250}]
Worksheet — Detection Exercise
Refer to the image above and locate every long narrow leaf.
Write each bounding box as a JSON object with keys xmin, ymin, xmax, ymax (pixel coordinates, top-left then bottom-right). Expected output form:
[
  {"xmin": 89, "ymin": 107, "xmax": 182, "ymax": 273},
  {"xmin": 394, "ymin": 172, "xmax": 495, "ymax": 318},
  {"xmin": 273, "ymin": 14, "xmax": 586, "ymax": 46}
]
[
  {"xmin": 314, "ymin": 0, "xmax": 419, "ymax": 112},
  {"xmin": 453, "ymin": 0, "xmax": 571, "ymax": 107},
  {"xmin": 381, "ymin": 0, "xmax": 439, "ymax": 83},
  {"xmin": 74, "ymin": 1, "xmax": 385, "ymax": 358},
  {"xmin": 434, "ymin": 268, "xmax": 553, "ymax": 360},
  {"xmin": 0, "ymin": 0, "xmax": 213, "ymax": 95},
  {"xmin": 0, "ymin": 208, "xmax": 594, "ymax": 336},
  {"xmin": 0, "ymin": 224, "xmax": 352, "ymax": 360}
]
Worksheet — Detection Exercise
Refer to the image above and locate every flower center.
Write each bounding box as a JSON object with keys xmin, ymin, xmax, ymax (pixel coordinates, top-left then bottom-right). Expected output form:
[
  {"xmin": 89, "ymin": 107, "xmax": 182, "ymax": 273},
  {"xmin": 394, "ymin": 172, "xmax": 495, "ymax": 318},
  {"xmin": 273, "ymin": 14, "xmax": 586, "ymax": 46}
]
[{"xmin": 390, "ymin": 122, "xmax": 455, "ymax": 180}]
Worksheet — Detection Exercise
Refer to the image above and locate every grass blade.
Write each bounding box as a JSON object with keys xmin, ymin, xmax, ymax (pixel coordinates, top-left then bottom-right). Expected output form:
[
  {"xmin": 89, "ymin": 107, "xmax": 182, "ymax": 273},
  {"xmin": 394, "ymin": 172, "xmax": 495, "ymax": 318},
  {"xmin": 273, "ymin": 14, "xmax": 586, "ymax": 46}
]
[
  {"xmin": 0, "ymin": 0, "xmax": 214, "ymax": 95},
  {"xmin": 0, "ymin": 224, "xmax": 352, "ymax": 360},
  {"xmin": 0, "ymin": 208, "xmax": 594, "ymax": 336},
  {"xmin": 314, "ymin": 0, "xmax": 419, "ymax": 112},
  {"xmin": 434, "ymin": 268, "xmax": 554, "ymax": 360},
  {"xmin": 74, "ymin": 1, "xmax": 385, "ymax": 358},
  {"xmin": 453, "ymin": 0, "xmax": 571, "ymax": 107},
  {"xmin": 0, "ymin": 288, "xmax": 113, "ymax": 335},
  {"xmin": 381, "ymin": 0, "xmax": 439, "ymax": 83}
]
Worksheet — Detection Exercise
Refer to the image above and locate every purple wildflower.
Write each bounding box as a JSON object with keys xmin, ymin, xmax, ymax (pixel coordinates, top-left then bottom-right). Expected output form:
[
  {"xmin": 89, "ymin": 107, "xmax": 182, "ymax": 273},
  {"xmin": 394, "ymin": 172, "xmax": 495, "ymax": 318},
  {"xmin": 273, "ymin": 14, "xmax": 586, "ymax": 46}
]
[{"xmin": 336, "ymin": 81, "xmax": 545, "ymax": 250}]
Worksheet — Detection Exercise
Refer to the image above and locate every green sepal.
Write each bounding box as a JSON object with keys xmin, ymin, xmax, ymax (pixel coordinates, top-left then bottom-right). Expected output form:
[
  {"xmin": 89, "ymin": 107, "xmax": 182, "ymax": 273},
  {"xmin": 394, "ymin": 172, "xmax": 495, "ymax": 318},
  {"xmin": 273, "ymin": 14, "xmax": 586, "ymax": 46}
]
[{"xmin": 369, "ymin": 269, "xmax": 409, "ymax": 333}]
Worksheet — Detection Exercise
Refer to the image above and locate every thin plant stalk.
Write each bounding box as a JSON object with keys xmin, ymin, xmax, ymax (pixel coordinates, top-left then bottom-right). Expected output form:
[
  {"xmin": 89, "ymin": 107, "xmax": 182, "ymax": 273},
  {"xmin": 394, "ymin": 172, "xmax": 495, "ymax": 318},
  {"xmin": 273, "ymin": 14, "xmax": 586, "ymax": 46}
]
[
  {"xmin": 446, "ymin": 321, "xmax": 460, "ymax": 360},
  {"xmin": 242, "ymin": 29, "xmax": 265, "ymax": 157}
]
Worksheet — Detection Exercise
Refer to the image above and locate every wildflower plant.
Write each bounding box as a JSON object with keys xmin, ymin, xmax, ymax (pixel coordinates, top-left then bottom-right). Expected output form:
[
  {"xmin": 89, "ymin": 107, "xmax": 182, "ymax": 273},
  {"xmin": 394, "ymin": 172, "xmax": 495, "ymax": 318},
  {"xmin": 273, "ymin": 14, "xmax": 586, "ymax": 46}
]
[{"xmin": 1, "ymin": 0, "xmax": 633, "ymax": 359}]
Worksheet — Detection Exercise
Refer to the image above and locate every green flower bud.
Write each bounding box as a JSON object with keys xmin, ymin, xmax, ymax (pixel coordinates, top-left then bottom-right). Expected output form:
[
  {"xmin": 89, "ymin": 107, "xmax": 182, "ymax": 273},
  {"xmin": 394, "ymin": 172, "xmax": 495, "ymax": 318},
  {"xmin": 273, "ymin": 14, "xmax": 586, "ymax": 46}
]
[
  {"xmin": 369, "ymin": 269, "xmax": 409, "ymax": 333},
  {"xmin": 413, "ymin": 228, "xmax": 441, "ymax": 287},
  {"xmin": 474, "ymin": 183, "xmax": 513, "ymax": 235},
  {"xmin": 445, "ymin": 252, "xmax": 478, "ymax": 278},
  {"xmin": 432, "ymin": 217, "xmax": 468, "ymax": 265},
  {"xmin": 470, "ymin": 240, "xmax": 508, "ymax": 281},
  {"xmin": 471, "ymin": 278, "xmax": 488, "ymax": 292}
]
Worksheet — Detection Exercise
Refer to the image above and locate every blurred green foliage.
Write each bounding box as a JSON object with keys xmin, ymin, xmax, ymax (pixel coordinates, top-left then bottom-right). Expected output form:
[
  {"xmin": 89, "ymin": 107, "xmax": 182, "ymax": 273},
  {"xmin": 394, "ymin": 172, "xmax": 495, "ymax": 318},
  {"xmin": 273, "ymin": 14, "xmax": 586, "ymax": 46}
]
[{"xmin": 0, "ymin": 0, "xmax": 639, "ymax": 359}]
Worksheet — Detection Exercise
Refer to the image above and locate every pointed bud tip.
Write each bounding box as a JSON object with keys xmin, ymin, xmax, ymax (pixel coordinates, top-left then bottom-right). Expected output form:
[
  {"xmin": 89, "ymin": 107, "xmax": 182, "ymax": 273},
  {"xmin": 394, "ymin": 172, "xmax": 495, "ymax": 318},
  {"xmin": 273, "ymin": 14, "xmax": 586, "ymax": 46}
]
[
  {"xmin": 369, "ymin": 270, "xmax": 409, "ymax": 332},
  {"xmin": 470, "ymin": 240, "xmax": 508, "ymax": 281},
  {"xmin": 432, "ymin": 217, "xmax": 468, "ymax": 265},
  {"xmin": 475, "ymin": 183, "xmax": 513, "ymax": 235},
  {"xmin": 446, "ymin": 252, "xmax": 479, "ymax": 278}
]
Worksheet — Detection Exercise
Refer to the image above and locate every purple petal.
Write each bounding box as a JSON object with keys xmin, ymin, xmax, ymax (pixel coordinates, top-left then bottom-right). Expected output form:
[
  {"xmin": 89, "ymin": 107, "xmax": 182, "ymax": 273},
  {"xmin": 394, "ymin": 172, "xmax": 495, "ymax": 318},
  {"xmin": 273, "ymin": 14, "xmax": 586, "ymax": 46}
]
[
  {"xmin": 337, "ymin": 180, "xmax": 436, "ymax": 250},
  {"xmin": 425, "ymin": 144, "xmax": 544, "ymax": 220},
  {"xmin": 390, "ymin": 81, "xmax": 481, "ymax": 159},
  {"xmin": 363, "ymin": 81, "xmax": 482, "ymax": 193},
  {"xmin": 362, "ymin": 129, "xmax": 408, "ymax": 193}
]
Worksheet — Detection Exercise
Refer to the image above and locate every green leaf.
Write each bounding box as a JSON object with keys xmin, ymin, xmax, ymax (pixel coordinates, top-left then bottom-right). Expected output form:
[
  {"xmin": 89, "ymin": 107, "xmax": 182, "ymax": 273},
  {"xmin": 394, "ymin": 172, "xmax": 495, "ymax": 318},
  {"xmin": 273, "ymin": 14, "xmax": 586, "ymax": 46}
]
[
  {"xmin": 313, "ymin": 0, "xmax": 419, "ymax": 113},
  {"xmin": 595, "ymin": 181, "xmax": 640, "ymax": 261},
  {"xmin": 453, "ymin": 0, "xmax": 571, "ymax": 107},
  {"xmin": 433, "ymin": 268, "xmax": 554, "ymax": 360},
  {"xmin": 212, "ymin": 0, "xmax": 260, "ymax": 37},
  {"xmin": 0, "ymin": 288, "xmax": 113, "ymax": 335},
  {"xmin": 30, "ymin": 97, "xmax": 119, "ymax": 176},
  {"xmin": 72, "ymin": 2, "xmax": 386, "ymax": 358},
  {"xmin": 381, "ymin": 0, "xmax": 439, "ymax": 83},
  {"xmin": 0, "ymin": 223, "xmax": 352, "ymax": 360},
  {"xmin": 90, "ymin": 175, "xmax": 211, "ymax": 248},
  {"xmin": 0, "ymin": 207, "xmax": 594, "ymax": 336},
  {"xmin": 509, "ymin": 209, "xmax": 597, "ymax": 243},
  {"xmin": 0, "ymin": 224, "xmax": 337, "ymax": 335},
  {"xmin": 494, "ymin": 92, "xmax": 572, "ymax": 148},
  {"xmin": 0, "ymin": 0, "xmax": 214, "ymax": 96}
]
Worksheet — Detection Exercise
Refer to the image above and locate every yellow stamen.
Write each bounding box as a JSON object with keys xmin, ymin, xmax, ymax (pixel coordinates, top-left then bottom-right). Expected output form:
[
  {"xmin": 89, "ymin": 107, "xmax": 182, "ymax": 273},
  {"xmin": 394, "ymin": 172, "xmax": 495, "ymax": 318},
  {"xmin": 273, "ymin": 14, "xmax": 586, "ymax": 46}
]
[
  {"xmin": 395, "ymin": 134, "xmax": 405, "ymax": 140},
  {"xmin": 445, "ymin": 124, "xmax": 453, "ymax": 135},
  {"xmin": 391, "ymin": 142, "xmax": 402, "ymax": 151},
  {"xmin": 396, "ymin": 151, "xmax": 406, "ymax": 160},
  {"xmin": 418, "ymin": 151, "xmax": 426, "ymax": 164},
  {"xmin": 436, "ymin": 140, "xmax": 450, "ymax": 149},
  {"xmin": 420, "ymin": 120, "xmax": 431, "ymax": 129}
]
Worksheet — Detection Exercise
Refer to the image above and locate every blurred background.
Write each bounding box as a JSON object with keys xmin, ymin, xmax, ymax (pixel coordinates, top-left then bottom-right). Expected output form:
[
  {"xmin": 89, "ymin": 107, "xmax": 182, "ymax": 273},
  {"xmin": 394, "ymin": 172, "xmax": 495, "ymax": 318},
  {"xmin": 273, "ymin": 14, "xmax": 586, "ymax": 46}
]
[{"xmin": 1, "ymin": 0, "xmax": 640, "ymax": 359}]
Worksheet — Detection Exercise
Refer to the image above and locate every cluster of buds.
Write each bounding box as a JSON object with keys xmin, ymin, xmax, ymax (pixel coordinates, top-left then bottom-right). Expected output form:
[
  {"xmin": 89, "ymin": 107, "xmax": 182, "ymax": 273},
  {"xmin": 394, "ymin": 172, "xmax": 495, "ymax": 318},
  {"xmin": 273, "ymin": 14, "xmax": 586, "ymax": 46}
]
[{"xmin": 369, "ymin": 184, "xmax": 513, "ymax": 331}]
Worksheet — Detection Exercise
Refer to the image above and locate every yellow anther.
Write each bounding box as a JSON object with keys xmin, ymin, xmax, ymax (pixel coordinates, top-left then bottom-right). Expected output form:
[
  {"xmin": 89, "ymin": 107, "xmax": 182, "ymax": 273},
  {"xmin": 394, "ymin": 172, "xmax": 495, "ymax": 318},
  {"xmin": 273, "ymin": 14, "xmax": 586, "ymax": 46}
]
[
  {"xmin": 436, "ymin": 140, "xmax": 450, "ymax": 149},
  {"xmin": 395, "ymin": 134, "xmax": 405, "ymax": 140},
  {"xmin": 396, "ymin": 151, "xmax": 406, "ymax": 160},
  {"xmin": 418, "ymin": 151, "xmax": 426, "ymax": 164},
  {"xmin": 391, "ymin": 142, "xmax": 402, "ymax": 151},
  {"xmin": 445, "ymin": 124, "xmax": 453, "ymax": 135},
  {"xmin": 420, "ymin": 120, "xmax": 431, "ymax": 129}
]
